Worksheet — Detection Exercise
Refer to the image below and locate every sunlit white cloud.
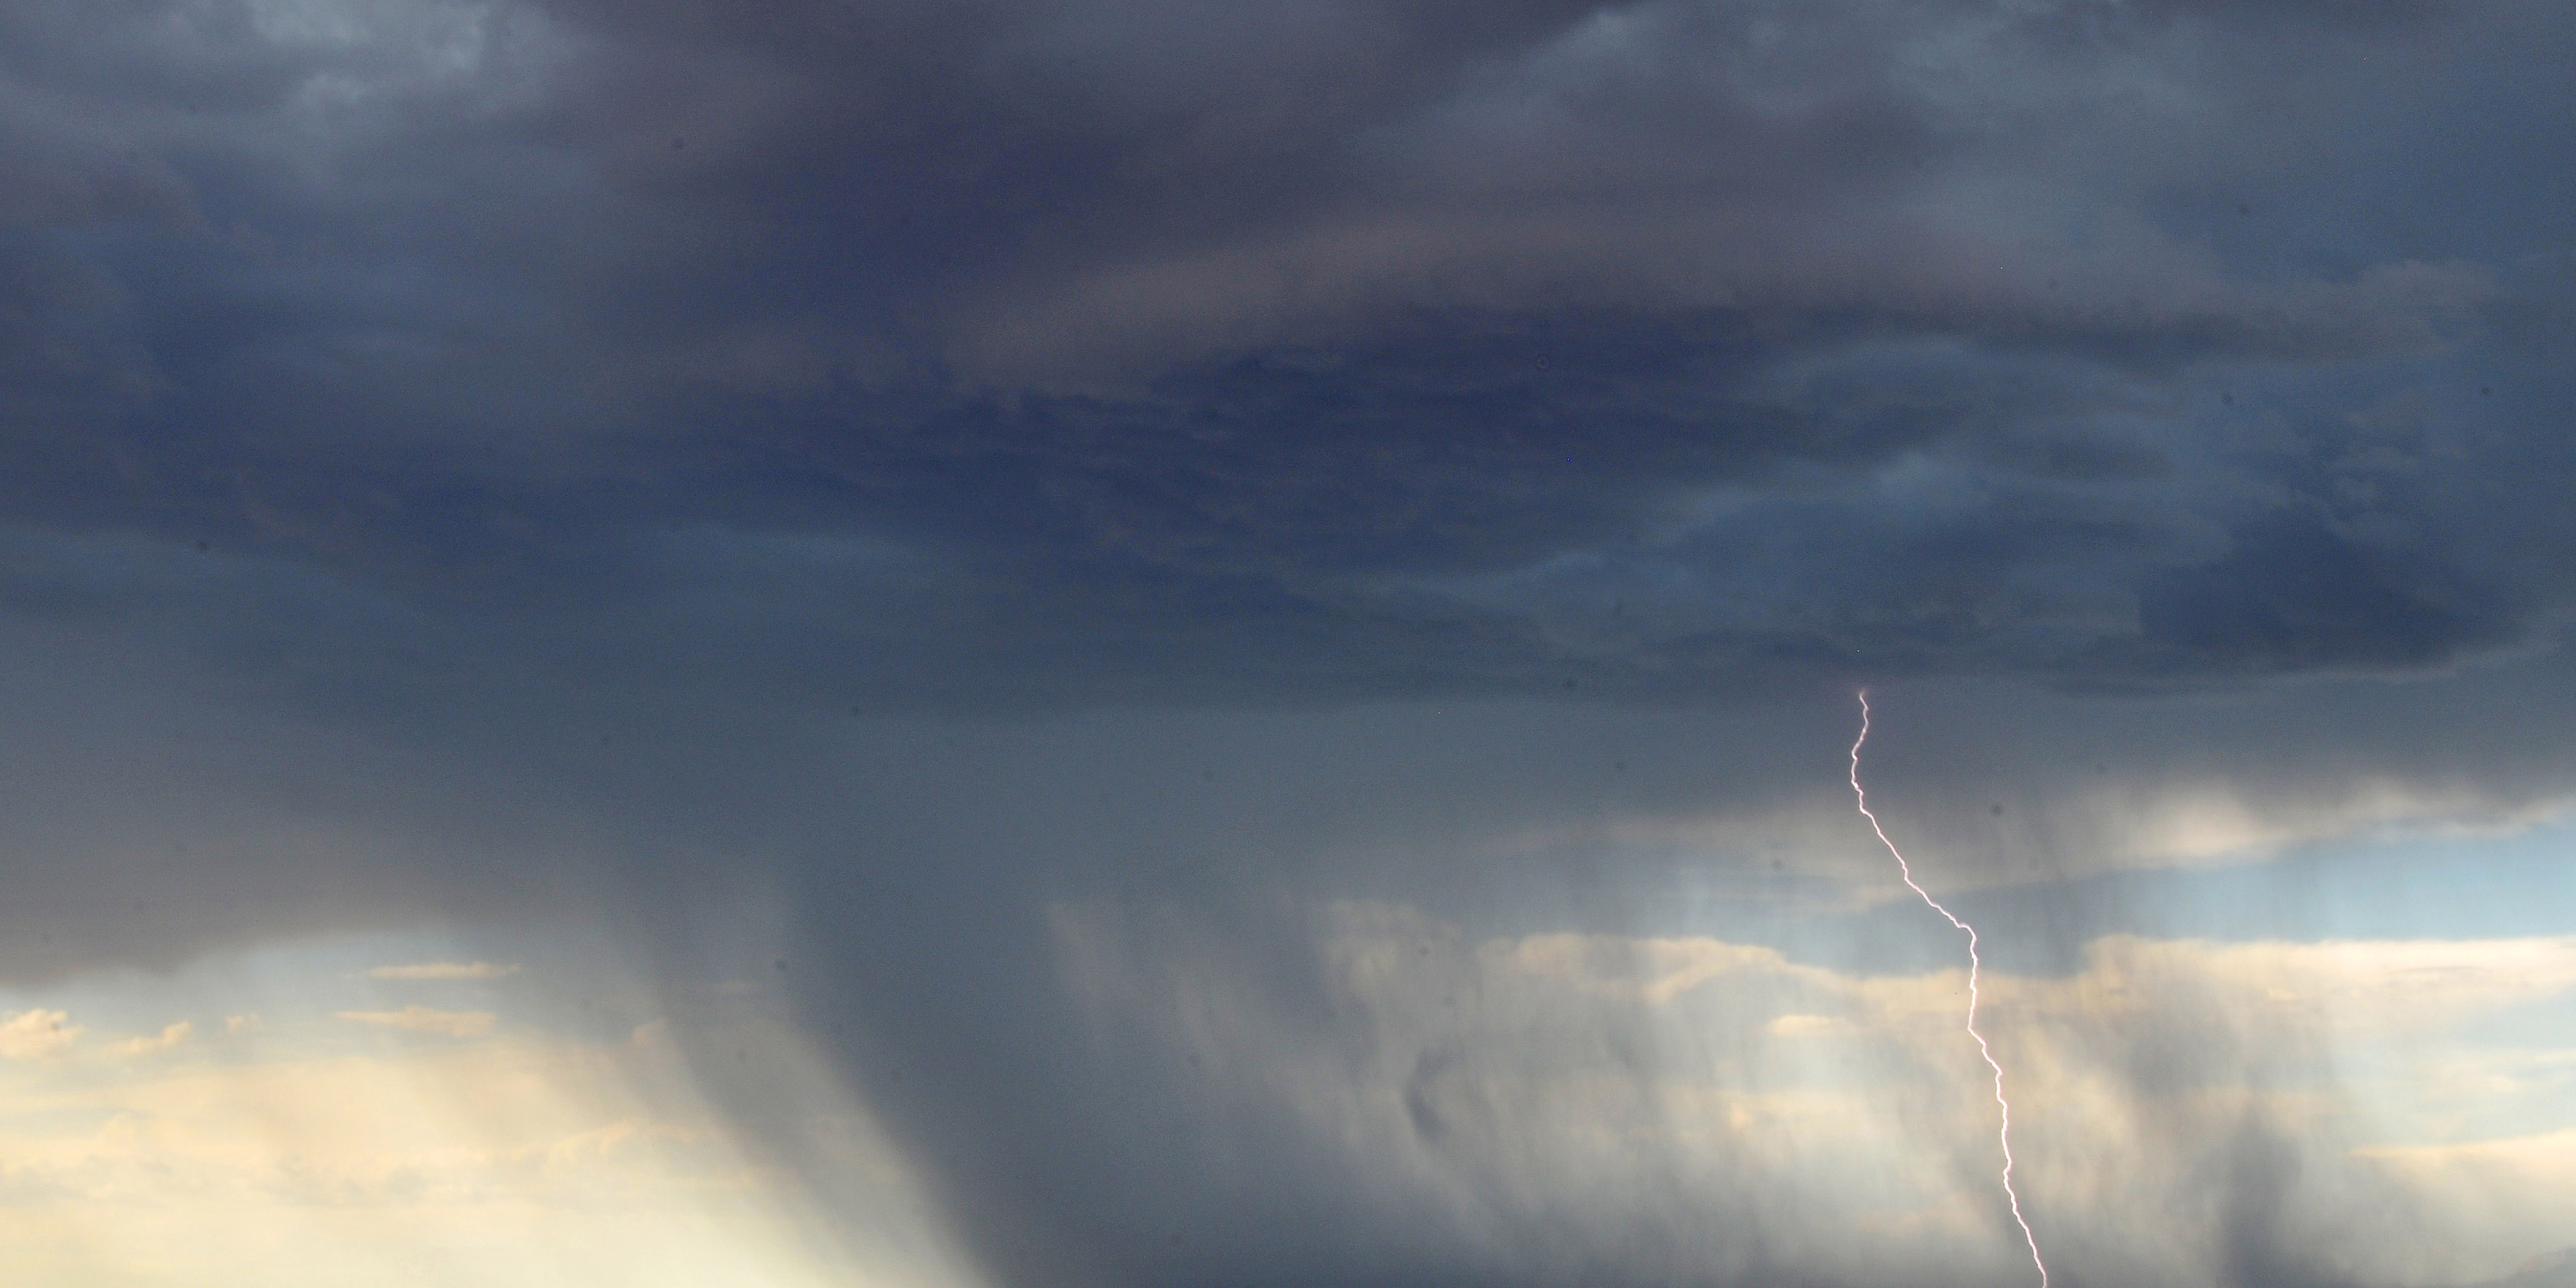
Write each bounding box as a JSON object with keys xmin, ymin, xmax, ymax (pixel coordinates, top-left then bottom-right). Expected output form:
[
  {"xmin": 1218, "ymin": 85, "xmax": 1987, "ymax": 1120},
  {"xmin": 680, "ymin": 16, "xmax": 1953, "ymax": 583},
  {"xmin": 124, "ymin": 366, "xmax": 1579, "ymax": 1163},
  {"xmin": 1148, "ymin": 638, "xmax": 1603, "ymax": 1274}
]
[
  {"xmin": 335, "ymin": 1004, "xmax": 498, "ymax": 1038},
  {"xmin": 0, "ymin": 931, "xmax": 983, "ymax": 1288},
  {"xmin": 2042, "ymin": 780, "xmax": 2576, "ymax": 875},
  {"xmin": 109, "ymin": 1020, "xmax": 193, "ymax": 1059},
  {"xmin": 0, "ymin": 1009, "xmax": 80, "ymax": 1063},
  {"xmin": 1764, "ymin": 1012, "xmax": 1843, "ymax": 1036},
  {"xmin": 2356, "ymin": 1130, "xmax": 2576, "ymax": 1278}
]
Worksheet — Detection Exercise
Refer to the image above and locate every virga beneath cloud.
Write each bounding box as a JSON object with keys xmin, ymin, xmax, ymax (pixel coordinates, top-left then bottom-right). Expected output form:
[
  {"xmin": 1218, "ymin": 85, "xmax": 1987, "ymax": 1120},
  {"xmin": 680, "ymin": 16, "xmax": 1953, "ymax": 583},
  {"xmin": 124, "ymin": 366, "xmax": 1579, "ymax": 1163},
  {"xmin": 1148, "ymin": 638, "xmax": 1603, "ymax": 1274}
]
[{"xmin": 3, "ymin": 0, "xmax": 2576, "ymax": 1285}]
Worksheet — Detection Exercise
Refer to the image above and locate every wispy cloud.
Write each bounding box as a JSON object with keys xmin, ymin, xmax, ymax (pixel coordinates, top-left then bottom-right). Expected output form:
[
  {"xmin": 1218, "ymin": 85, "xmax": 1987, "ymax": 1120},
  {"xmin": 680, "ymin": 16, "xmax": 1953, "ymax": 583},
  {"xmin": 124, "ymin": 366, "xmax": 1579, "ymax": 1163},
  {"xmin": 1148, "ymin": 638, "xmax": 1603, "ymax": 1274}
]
[
  {"xmin": 335, "ymin": 1006, "xmax": 496, "ymax": 1038},
  {"xmin": 368, "ymin": 961, "xmax": 522, "ymax": 981}
]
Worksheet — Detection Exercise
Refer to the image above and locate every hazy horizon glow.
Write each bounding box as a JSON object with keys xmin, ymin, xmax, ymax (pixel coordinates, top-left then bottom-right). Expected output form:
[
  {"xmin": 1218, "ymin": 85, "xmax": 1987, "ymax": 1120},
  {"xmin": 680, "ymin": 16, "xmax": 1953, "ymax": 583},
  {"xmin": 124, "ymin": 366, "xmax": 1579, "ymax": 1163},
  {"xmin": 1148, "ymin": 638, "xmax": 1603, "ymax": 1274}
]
[{"xmin": 5, "ymin": 0, "xmax": 2576, "ymax": 1283}]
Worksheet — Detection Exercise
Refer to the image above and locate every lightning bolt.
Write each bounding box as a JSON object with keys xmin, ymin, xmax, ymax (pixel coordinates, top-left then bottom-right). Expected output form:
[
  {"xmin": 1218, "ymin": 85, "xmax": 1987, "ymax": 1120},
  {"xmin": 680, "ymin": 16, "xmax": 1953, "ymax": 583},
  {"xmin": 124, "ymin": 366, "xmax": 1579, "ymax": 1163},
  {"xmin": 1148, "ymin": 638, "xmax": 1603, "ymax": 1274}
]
[{"xmin": 1849, "ymin": 690, "xmax": 2049, "ymax": 1288}]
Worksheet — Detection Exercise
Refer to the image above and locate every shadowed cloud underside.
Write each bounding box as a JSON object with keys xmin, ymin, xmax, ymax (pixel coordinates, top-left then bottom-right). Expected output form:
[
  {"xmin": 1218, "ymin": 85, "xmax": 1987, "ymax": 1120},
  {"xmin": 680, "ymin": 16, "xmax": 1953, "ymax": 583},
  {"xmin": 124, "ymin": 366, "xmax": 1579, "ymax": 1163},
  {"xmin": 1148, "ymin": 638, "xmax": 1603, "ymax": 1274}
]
[{"xmin": 4, "ymin": 0, "xmax": 2576, "ymax": 1285}]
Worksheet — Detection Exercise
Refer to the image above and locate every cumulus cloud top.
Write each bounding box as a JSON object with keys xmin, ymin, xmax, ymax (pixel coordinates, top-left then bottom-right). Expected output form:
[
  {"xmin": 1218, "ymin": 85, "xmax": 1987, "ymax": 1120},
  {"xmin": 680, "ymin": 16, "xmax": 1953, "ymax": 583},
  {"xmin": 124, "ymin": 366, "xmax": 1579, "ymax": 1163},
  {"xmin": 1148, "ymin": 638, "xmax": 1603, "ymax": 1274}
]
[
  {"xmin": 109, "ymin": 1020, "xmax": 194, "ymax": 1059},
  {"xmin": 0, "ymin": 1009, "xmax": 80, "ymax": 1063}
]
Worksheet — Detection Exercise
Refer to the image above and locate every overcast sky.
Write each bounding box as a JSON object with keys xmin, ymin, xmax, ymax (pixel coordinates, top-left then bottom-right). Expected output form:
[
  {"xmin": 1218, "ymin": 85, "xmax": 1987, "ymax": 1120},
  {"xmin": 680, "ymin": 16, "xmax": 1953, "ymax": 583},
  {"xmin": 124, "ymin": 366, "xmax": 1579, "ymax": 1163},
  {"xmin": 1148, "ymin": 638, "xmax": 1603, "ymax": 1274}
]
[{"xmin": 5, "ymin": 1, "xmax": 2576, "ymax": 1285}]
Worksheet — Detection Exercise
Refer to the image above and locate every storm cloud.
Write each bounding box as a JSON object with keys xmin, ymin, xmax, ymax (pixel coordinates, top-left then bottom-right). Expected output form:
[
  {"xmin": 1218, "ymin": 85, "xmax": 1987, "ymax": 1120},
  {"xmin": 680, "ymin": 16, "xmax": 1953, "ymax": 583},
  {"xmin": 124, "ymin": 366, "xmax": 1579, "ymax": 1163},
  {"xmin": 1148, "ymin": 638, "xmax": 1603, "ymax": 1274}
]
[{"xmin": 4, "ymin": 1, "xmax": 2576, "ymax": 1285}]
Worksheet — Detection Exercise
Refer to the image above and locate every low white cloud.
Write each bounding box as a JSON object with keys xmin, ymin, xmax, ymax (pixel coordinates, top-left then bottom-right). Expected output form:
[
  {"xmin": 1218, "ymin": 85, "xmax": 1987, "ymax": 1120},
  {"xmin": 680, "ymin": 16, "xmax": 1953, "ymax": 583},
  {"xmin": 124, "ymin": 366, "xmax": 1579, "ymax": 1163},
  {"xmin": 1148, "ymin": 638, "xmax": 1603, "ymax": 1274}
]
[
  {"xmin": 224, "ymin": 1014, "xmax": 263, "ymax": 1036},
  {"xmin": 2070, "ymin": 780, "xmax": 2575, "ymax": 873},
  {"xmin": 2355, "ymin": 1130, "xmax": 2576, "ymax": 1269},
  {"xmin": 2090, "ymin": 934, "xmax": 2576, "ymax": 1034},
  {"xmin": 334, "ymin": 1006, "xmax": 496, "ymax": 1038},
  {"xmin": 0, "ymin": 1008, "xmax": 955, "ymax": 1288},
  {"xmin": 366, "ymin": 961, "xmax": 521, "ymax": 981},
  {"xmin": 1765, "ymin": 1013, "xmax": 1843, "ymax": 1036},
  {"xmin": 1056, "ymin": 902, "xmax": 2576, "ymax": 1288},
  {"xmin": 0, "ymin": 1008, "xmax": 81, "ymax": 1062},
  {"xmin": 111, "ymin": 1021, "xmax": 194, "ymax": 1059}
]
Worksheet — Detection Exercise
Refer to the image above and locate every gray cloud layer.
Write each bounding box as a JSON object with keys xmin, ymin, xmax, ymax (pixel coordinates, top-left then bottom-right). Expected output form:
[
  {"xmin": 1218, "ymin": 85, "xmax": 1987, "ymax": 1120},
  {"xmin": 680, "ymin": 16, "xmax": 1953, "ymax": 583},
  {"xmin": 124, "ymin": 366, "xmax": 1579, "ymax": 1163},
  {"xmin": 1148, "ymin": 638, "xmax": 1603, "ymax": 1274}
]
[
  {"xmin": 5, "ymin": 1, "xmax": 2576, "ymax": 1285},
  {"xmin": 0, "ymin": 0, "xmax": 2567, "ymax": 708}
]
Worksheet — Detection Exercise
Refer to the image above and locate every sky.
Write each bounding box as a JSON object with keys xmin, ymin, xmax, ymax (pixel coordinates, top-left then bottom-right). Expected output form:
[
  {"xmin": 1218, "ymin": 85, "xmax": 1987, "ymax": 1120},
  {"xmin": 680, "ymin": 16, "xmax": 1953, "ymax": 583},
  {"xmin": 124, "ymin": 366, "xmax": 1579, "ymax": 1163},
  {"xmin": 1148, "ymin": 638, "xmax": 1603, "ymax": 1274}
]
[{"xmin": 3, "ymin": 0, "xmax": 2576, "ymax": 1285}]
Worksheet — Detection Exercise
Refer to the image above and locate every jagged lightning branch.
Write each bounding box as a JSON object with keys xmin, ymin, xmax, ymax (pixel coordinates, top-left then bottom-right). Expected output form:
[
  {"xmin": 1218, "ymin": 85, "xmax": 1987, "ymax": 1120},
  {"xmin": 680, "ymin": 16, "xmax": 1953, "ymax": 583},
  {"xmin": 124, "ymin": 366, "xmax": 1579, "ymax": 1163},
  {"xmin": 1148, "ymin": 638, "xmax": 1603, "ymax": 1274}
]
[{"xmin": 1849, "ymin": 690, "xmax": 2049, "ymax": 1288}]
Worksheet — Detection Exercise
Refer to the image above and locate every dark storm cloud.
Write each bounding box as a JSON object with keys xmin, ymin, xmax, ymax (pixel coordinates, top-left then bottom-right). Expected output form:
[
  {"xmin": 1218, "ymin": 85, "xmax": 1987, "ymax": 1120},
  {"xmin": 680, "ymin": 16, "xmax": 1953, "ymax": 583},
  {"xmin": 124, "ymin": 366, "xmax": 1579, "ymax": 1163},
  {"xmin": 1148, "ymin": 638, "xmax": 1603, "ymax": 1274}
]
[
  {"xmin": 7, "ymin": 3, "xmax": 2576, "ymax": 1287},
  {"xmin": 2133, "ymin": 509, "xmax": 2510, "ymax": 675},
  {"xmin": 0, "ymin": 0, "xmax": 2561, "ymax": 707}
]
